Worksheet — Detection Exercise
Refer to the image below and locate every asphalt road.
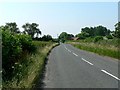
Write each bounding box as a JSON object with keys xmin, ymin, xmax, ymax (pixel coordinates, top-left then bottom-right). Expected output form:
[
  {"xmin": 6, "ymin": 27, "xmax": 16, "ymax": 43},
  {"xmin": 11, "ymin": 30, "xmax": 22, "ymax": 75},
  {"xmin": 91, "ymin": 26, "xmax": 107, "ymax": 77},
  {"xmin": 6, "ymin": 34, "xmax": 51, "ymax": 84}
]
[{"xmin": 41, "ymin": 43, "xmax": 119, "ymax": 88}]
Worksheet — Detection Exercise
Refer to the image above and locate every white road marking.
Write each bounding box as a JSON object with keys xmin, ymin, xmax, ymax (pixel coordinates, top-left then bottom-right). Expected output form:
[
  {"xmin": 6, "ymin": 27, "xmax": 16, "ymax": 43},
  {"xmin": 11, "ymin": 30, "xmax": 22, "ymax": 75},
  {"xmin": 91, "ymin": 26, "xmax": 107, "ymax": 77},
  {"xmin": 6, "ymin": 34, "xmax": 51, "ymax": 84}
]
[
  {"xmin": 64, "ymin": 46, "xmax": 72, "ymax": 53},
  {"xmin": 81, "ymin": 58, "xmax": 94, "ymax": 65},
  {"xmin": 67, "ymin": 49, "xmax": 71, "ymax": 52},
  {"xmin": 73, "ymin": 52, "xmax": 78, "ymax": 56},
  {"xmin": 101, "ymin": 69, "xmax": 120, "ymax": 81},
  {"xmin": 64, "ymin": 46, "xmax": 67, "ymax": 50}
]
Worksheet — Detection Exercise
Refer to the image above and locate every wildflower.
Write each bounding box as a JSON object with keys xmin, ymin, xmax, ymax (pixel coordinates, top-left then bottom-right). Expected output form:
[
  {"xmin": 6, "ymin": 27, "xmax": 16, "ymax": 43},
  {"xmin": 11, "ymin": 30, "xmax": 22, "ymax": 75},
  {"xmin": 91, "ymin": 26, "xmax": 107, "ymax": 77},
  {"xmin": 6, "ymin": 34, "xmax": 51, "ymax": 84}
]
[
  {"xmin": 12, "ymin": 66, "xmax": 14, "ymax": 68},
  {"xmin": 19, "ymin": 64, "xmax": 22, "ymax": 67},
  {"xmin": 15, "ymin": 62, "xmax": 18, "ymax": 65}
]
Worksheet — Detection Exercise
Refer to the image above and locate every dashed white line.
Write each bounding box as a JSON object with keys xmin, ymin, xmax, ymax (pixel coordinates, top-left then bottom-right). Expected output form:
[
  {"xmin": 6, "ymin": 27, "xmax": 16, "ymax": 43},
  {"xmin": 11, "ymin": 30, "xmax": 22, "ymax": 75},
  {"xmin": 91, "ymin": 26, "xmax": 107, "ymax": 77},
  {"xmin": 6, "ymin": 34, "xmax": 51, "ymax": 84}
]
[
  {"xmin": 81, "ymin": 58, "xmax": 93, "ymax": 65},
  {"xmin": 73, "ymin": 52, "xmax": 78, "ymax": 56},
  {"xmin": 64, "ymin": 46, "xmax": 120, "ymax": 81},
  {"xmin": 64, "ymin": 46, "xmax": 72, "ymax": 53},
  {"xmin": 67, "ymin": 49, "xmax": 71, "ymax": 52},
  {"xmin": 64, "ymin": 45, "xmax": 120, "ymax": 81},
  {"xmin": 64, "ymin": 46, "xmax": 67, "ymax": 50},
  {"xmin": 101, "ymin": 69, "xmax": 120, "ymax": 81}
]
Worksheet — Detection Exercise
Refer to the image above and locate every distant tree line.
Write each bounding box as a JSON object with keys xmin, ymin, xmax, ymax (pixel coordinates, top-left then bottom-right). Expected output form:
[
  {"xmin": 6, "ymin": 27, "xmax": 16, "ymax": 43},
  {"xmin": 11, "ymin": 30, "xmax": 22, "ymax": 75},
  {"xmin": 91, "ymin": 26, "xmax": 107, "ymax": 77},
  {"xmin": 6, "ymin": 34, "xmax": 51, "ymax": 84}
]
[
  {"xmin": 58, "ymin": 22, "xmax": 120, "ymax": 42},
  {"xmin": 76, "ymin": 25, "xmax": 111, "ymax": 39}
]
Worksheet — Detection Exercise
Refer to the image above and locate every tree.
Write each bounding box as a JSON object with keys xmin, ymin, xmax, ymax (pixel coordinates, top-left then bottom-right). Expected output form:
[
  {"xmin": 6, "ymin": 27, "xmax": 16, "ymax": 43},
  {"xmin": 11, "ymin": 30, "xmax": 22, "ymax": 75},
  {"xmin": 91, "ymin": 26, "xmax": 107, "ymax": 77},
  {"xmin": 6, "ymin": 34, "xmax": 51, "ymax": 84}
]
[
  {"xmin": 42, "ymin": 35, "xmax": 52, "ymax": 41},
  {"xmin": 22, "ymin": 23, "xmax": 41, "ymax": 39},
  {"xmin": 76, "ymin": 32, "xmax": 89, "ymax": 39},
  {"xmin": 114, "ymin": 22, "xmax": 120, "ymax": 38},
  {"xmin": 58, "ymin": 32, "xmax": 74, "ymax": 42},
  {"xmin": 81, "ymin": 27, "xmax": 94, "ymax": 37},
  {"xmin": 81, "ymin": 26, "xmax": 110, "ymax": 37},
  {"xmin": 67, "ymin": 34, "xmax": 74, "ymax": 40},
  {"xmin": 94, "ymin": 26, "xmax": 108, "ymax": 36},
  {"xmin": 59, "ymin": 32, "xmax": 68, "ymax": 40},
  {"xmin": 4, "ymin": 22, "xmax": 20, "ymax": 33}
]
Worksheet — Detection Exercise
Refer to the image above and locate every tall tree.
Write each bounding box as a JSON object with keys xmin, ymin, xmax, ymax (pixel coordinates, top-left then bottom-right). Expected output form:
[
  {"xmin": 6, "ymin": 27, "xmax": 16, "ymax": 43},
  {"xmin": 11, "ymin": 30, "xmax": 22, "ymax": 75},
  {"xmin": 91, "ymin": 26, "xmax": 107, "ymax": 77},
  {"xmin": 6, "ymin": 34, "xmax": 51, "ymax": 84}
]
[
  {"xmin": 94, "ymin": 26, "xmax": 108, "ymax": 36},
  {"xmin": 59, "ymin": 32, "xmax": 68, "ymax": 40},
  {"xmin": 42, "ymin": 34, "xmax": 52, "ymax": 41},
  {"xmin": 81, "ymin": 27, "xmax": 94, "ymax": 37},
  {"xmin": 22, "ymin": 23, "xmax": 41, "ymax": 39},
  {"xmin": 76, "ymin": 32, "xmax": 89, "ymax": 39},
  {"xmin": 67, "ymin": 34, "xmax": 74, "ymax": 40},
  {"xmin": 4, "ymin": 22, "xmax": 20, "ymax": 33},
  {"xmin": 81, "ymin": 25, "xmax": 110, "ymax": 37}
]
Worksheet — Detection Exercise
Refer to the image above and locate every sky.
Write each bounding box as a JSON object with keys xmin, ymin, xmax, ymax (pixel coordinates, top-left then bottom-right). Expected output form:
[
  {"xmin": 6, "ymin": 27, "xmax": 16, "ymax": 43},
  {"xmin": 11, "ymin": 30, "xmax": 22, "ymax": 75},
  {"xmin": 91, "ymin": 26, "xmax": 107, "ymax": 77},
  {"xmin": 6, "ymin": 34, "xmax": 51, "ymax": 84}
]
[{"xmin": 0, "ymin": 2, "xmax": 118, "ymax": 38}]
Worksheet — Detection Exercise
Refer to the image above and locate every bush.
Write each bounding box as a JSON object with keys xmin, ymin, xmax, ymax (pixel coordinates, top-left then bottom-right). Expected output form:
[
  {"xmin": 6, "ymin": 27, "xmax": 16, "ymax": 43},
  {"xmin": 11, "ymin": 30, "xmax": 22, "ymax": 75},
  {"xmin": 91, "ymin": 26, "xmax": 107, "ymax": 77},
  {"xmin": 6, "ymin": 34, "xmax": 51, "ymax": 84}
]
[
  {"xmin": 84, "ymin": 37, "xmax": 94, "ymax": 42},
  {"xmin": 17, "ymin": 34, "xmax": 37, "ymax": 53},
  {"xmin": 106, "ymin": 35, "xmax": 113, "ymax": 39},
  {"xmin": 2, "ymin": 30, "xmax": 36, "ymax": 81},
  {"xmin": 2, "ymin": 30, "xmax": 22, "ymax": 80},
  {"xmin": 94, "ymin": 36, "xmax": 103, "ymax": 42}
]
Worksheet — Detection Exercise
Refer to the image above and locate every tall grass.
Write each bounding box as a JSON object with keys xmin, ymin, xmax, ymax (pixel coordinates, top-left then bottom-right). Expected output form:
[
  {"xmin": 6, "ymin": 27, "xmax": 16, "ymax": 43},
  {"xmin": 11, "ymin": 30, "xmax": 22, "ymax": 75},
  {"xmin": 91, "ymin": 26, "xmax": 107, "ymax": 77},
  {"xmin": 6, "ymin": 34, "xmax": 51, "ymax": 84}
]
[
  {"xmin": 67, "ymin": 38, "xmax": 119, "ymax": 59},
  {"xmin": 3, "ymin": 41, "xmax": 58, "ymax": 88}
]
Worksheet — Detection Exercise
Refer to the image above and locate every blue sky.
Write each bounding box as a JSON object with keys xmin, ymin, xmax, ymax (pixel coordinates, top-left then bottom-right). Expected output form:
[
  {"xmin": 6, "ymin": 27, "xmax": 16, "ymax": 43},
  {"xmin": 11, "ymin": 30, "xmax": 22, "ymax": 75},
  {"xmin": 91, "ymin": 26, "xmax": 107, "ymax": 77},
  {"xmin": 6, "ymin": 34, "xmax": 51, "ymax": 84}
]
[{"xmin": 0, "ymin": 2, "xmax": 118, "ymax": 38}]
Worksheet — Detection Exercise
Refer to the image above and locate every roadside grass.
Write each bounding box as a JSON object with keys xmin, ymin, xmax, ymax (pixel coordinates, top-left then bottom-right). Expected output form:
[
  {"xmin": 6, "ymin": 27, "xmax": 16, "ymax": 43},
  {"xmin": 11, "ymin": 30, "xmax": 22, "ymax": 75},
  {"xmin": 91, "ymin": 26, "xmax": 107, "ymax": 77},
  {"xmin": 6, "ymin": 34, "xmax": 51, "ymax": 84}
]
[
  {"xmin": 67, "ymin": 39, "xmax": 120, "ymax": 59},
  {"xmin": 2, "ymin": 41, "xmax": 59, "ymax": 88}
]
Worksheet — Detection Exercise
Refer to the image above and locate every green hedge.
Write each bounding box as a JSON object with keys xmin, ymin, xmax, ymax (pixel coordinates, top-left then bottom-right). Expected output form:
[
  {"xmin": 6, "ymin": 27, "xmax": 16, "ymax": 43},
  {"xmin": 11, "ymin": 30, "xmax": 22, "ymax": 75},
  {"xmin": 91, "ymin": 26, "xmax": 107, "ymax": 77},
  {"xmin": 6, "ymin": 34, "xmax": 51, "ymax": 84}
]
[{"xmin": 2, "ymin": 30, "xmax": 36, "ymax": 81}]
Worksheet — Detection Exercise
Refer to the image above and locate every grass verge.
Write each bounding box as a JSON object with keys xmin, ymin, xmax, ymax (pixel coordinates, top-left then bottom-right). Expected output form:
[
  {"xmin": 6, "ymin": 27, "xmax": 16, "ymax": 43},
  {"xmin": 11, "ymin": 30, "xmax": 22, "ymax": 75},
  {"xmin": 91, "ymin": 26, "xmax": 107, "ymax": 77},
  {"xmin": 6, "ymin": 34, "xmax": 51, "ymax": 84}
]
[
  {"xmin": 3, "ymin": 41, "xmax": 59, "ymax": 89},
  {"xmin": 67, "ymin": 41, "xmax": 119, "ymax": 59}
]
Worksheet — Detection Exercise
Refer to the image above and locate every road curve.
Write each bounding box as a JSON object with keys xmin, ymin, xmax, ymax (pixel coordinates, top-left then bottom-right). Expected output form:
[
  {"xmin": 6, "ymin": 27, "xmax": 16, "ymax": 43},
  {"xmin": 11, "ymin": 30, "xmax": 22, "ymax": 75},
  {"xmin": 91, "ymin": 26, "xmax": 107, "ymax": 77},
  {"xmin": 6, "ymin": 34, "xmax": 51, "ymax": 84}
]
[{"xmin": 39, "ymin": 43, "xmax": 119, "ymax": 88}]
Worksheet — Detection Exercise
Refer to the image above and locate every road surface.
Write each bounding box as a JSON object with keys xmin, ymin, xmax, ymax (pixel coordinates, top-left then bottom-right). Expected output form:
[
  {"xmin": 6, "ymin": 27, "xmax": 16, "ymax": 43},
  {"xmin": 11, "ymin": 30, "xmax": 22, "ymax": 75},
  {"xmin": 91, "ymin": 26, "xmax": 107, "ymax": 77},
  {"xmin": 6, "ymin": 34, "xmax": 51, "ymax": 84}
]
[{"xmin": 39, "ymin": 43, "xmax": 120, "ymax": 88}]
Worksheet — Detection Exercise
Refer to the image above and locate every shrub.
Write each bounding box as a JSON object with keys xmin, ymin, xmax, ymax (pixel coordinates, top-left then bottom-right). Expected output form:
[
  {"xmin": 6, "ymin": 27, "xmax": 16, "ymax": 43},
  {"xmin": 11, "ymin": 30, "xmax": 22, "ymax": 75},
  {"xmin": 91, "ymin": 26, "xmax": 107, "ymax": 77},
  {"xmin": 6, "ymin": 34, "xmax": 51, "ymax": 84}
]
[
  {"xmin": 2, "ymin": 30, "xmax": 22, "ymax": 80},
  {"xmin": 2, "ymin": 30, "xmax": 37, "ymax": 81},
  {"xmin": 84, "ymin": 37, "xmax": 94, "ymax": 42},
  {"xmin": 94, "ymin": 36, "xmax": 103, "ymax": 42},
  {"xmin": 106, "ymin": 35, "xmax": 113, "ymax": 39},
  {"xmin": 17, "ymin": 34, "xmax": 37, "ymax": 53}
]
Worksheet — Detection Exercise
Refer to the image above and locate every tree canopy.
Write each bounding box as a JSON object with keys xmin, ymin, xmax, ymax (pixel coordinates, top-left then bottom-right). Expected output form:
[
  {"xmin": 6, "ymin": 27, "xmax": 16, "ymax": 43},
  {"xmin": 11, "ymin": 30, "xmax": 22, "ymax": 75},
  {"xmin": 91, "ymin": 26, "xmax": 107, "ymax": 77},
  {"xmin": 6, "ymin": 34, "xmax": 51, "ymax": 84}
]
[
  {"xmin": 2, "ymin": 22, "xmax": 20, "ymax": 34},
  {"xmin": 41, "ymin": 35, "xmax": 53, "ymax": 41},
  {"xmin": 81, "ymin": 25, "xmax": 110, "ymax": 37},
  {"xmin": 59, "ymin": 32, "xmax": 74, "ymax": 41},
  {"xmin": 22, "ymin": 23, "xmax": 41, "ymax": 39},
  {"xmin": 76, "ymin": 32, "xmax": 90, "ymax": 39}
]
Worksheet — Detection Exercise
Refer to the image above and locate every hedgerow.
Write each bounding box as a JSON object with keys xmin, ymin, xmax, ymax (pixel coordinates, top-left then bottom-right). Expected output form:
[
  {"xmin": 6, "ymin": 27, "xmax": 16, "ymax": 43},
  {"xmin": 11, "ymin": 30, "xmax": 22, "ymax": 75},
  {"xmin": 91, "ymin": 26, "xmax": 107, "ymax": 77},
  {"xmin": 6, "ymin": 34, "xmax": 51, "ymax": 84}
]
[{"xmin": 2, "ymin": 29, "xmax": 36, "ymax": 81}]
